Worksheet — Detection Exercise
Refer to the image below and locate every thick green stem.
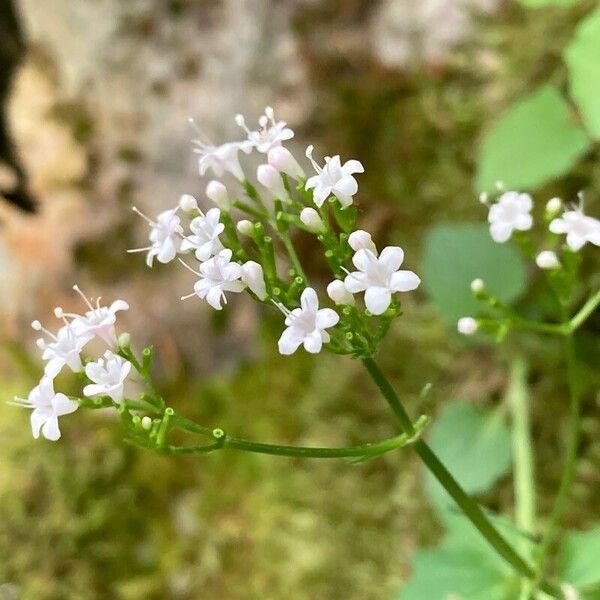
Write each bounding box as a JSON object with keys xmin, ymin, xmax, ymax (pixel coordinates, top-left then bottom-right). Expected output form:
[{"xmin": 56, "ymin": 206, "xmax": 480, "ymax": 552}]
[
  {"xmin": 361, "ymin": 357, "xmax": 563, "ymax": 599},
  {"xmin": 533, "ymin": 333, "xmax": 581, "ymax": 588}
]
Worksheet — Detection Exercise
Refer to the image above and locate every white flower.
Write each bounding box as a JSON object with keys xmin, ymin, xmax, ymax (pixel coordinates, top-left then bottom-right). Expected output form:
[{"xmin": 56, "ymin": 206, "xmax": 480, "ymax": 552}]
[
  {"xmin": 129, "ymin": 206, "xmax": 184, "ymax": 267},
  {"xmin": 536, "ymin": 250, "xmax": 560, "ymax": 270},
  {"xmin": 549, "ymin": 208, "xmax": 600, "ymax": 251},
  {"xmin": 457, "ymin": 317, "xmax": 478, "ymax": 336},
  {"xmin": 257, "ymin": 164, "xmax": 288, "ymax": 200},
  {"xmin": 180, "ymin": 208, "xmax": 225, "ymax": 261},
  {"xmin": 268, "ymin": 146, "xmax": 305, "ymax": 180},
  {"xmin": 193, "ymin": 138, "xmax": 252, "ymax": 181},
  {"xmin": 33, "ymin": 319, "xmax": 91, "ymax": 379},
  {"xmin": 205, "ymin": 180, "xmax": 230, "ymax": 209},
  {"xmin": 241, "ymin": 261, "xmax": 267, "ymax": 300},
  {"xmin": 181, "ymin": 249, "xmax": 245, "ymax": 310},
  {"xmin": 327, "ymin": 280, "xmax": 355, "ymax": 306},
  {"xmin": 277, "ymin": 288, "xmax": 339, "ymax": 355},
  {"xmin": 344, "ymin": 247, "xmax": 420, "ymax": 315},
  {"xmin": 236, "ymin": 107, "xmax": 294, "ymax": 153},
  {"xmin": 300, "ymin": 207, "xmax": 325, "ymax": 233},
  {"xmin": 68, "ymin": 286, "xmax": 129, "ymax": 346},
  {"xmin": 304, "ymin": 145, "xmax": 364, "ymax": 208},
  {"xmin": 83, "ymin": 350, "xmax": 132, "ymax": 404},
  {"xmin": 348, "ymin": 230, "xmax": 377, "ymax": 254},
  {"xmin": 12, "ymin": 377, "xmax": 78, "ymax": 441},
  {"xmin": 488, "ymin": 191, "xmax": 533, "ymax": 243}
]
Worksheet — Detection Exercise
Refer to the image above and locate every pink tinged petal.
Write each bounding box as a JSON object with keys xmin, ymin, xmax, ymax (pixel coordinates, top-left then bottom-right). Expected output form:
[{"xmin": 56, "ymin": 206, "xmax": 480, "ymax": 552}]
[
  {"xmin": 315, "ymin": 308, "xmax": 339, "ymax": 329},
  {"xmin": 31, "ymin": 409, "xmax": 49, "ymax": 439},
  {"xmin": 300, "ymin": 287, "xmax": 319, "ymax": 312},
  {"xmin": 332, "ymin": 175, "xmax": 358, "ymax": 197},
  {"xmin": 303, "ymin": 329, "xmax": 323, "ymax": 354},
  {"xmin": 342, "ymin": 159, "xmax": 364, "ymax": 175},
  {"xmin": 390, "ymin": 270, "xmax": 421, "ymax": 292},
  {"xmin": 344, "ymin": 271, "xmax": 368, "ymax": 293},
  {"xmin": 364, "ymin": 287, "xmax": 392, "ymax": 315},
  {"xmin": 515, "ymin": 213, "xmax": 533, "ymax": 231},
  {"xmin": 42, "ymin": 417, "xmax": 61, "ymax": 441},
  {"xmin": 52, "ymin": 393, "xmax": 78, "ymax": 416},
  {"xmin": 352, "ymin": 248, "xmax": 377, "ymax": 273},
  {"xmin": 278, "ymin": 326, "xmax": 304, "ymax": 355},
  {"xmin": 489, "ymin": 222, "xmax": 513, "ymax": 243},
  {"xmin": 378, "ymin": 246, "xmax": 405, "ymax": 272}
]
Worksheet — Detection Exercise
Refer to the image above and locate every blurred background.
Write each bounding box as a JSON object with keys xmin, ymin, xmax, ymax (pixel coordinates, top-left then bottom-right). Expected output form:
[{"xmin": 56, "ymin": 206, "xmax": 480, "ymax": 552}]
[{"xmin": 0, "ymin": 1, "xmax": 599, "ymax": 598}]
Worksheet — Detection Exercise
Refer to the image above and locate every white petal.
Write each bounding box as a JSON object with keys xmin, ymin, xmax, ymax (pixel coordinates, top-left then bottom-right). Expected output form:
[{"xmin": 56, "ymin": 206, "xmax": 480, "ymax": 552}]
[
  {"xmin": 109, "ymin": 300, "xmax": 130, "ymax": 314},
  {"xmin": 342, "ymin": 159, "xmax": 364, "ymax": 175},
  {"xmin": 378, "ymin": 246, "xmax": 405, "ymax": 272},
  {"xmin": 334, "ymin": 193, "xmax": 353, "ymax": 208},
  {"xmin": 303, "ymin": 329, "xmax": 323, "ymax": 354},
  {"xmin": 313, "ymin": 185, "xmax": 331, "ymax": 208},
  {"xmin": 344, "ymin": 271, "xmax": 368, "ymax": 293},
  {"xmin": 83, "ymin": 383, "xmax": 107, "ymax": 398},
  {"xmin": 300, "ymin": 287, "xmax": 319, "ymax": 312},
  {"xmin": 206, "ymin": 287, "xmax": 225, "ymax": 310},
  {"xmin": 31, "ymin": 409, "xmax": 48, "ymax": 439},
  {"xmin": 566, "ymin": 232, "xmax": 587, "ymax": 251},
  {"xmin": 278, "ymin": 327, "xmax": 304, "ymax": 355},
  {"xmin": 157, "ymin": 238, "xmax": 178, "ymax": 263},
  {"xmin": 52, "ymin": 393, "xmax": 78, "ymax": 416},
  {"xmin": 332, "ymin": 175, "xmax": 358, "ymax": 197},
  {"xmin": 390, "ymin": 270, "xmax": 421, "ymax": 292},
  {"xmin": 515, "ymin": 213, "xmax": 533, "ymax": 231},
  {"xmin": 315, "ymin": 308, "xmax": 339, "ymax": 329},
  {"xmin": 549, "ymin": 218, "xmax": 567, "ymax": 234},
  {"xmin": 44, "ymin": 357, "xmax": 64, "ymax": 379},
  {"xmin": 304, "ymin": 175, "xmax": 320, "ymax": 191},
  {"xmin": 352, "ymin": 248, "xmax": 377, "ymax": 273},
  {"xmin": 364, "ymin": 287, "xmax": 392, "ymax": 315},
  {"xmin": 517, "ymin": 193, "xmax": 533, "ymax": 211},
  {"xmin": 42, "ymin": 417, "xmax": 61, "ymax": 441},
  {"xmin": 489, "ymin": 222, "xmax": 512, "ymax": 243}
]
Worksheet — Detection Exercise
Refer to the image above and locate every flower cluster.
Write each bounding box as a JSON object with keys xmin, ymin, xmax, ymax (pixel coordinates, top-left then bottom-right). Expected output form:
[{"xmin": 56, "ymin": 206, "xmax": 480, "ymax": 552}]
[
  {"xmin": 130, "ymin": 106, "xmax": 421, "ymax": 356},
  {"xmin": 12, "ymin": 286, "xmax": 132, "ymax": 440},
  {"xmin": 458, "ymin": 191, "xmax": 600, "ymax": 335}
]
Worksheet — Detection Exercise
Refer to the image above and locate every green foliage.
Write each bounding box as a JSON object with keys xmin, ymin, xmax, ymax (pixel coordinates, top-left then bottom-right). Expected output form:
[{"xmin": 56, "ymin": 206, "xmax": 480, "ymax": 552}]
[
  {"xmin": 424, "ymin": 403, "xmax": 513, "ymax": 513},
  {"xmin": 519, "ymin": 0, "xmax": 582, "ymax": 6},
  {"xmin": 558, "ymin": 526, "xmax": 600, "ymax": 598},
  {"xmin": 422, "ymin": 223, "xmax": 527, "ymax": 325},
  {"xmin": 396, "ymin": 515, "xmax": 523, "ymax": 600},
  {"xmin": 565, "ymin": 5, "xmax": 600, "ymax": 139},
  {"xmin": 476, "ymin": 86, "xmax": 589, "ymax": 192}
]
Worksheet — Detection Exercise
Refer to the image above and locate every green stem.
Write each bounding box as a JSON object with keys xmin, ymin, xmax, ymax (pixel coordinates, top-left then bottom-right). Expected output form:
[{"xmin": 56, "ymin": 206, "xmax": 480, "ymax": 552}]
[
  {"xmin": 533, "ymin": 333, "xmax": 581, "ymax": 589},
  {"xmin": 569, "ymin": 288, "xmax": 600, "ymax": 332},
  {"xmin": 279, "ymin": 233, "xmax": 308, "ymax": 282},
  {"xmin": 361, "ymin": 357, "xmax": 563, "ymax": 599}
]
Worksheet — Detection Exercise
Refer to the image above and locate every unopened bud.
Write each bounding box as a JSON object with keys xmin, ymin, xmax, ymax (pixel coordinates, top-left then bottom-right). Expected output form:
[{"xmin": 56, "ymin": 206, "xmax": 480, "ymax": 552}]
[
  {"xmin": 179, "ymin": 194, "xmax": 199, "ymax": 212},
  {"xmin": 257, "ymin": 164, "xmax": 288, "ymax": 200},
  {"xmin": 457, "ymin": 317, "xmax": 478, "ymax": 336},
  {"xmin": 237, "ymin": 220, "xmax": 254, "ymax": 236},
  {"xmin": 546, "ymin": 197, "xmax": 562, "ymax": 215},
  {"xmin": 327, "ymin": 280, "xmax": 355, "ymax": 306},
  {"xmin": 118, "ymin": 332, "xmax": 131, "ymax": 349},
  {"xmin": 267, "ymin": 146, "xmax": 305, "ymax": 180},
  {"xmin": 300, "ymin": 208, "xmax": 325, "ymax": 232},
  {"xmin": 141, "ymin": 416, "xmax": 152, "ymax": 431},
  {"xmin": 536, "ymin": 250, "xmax": 560, "ymax": 270},
  {"xmin": 470, "ymin": 278, "xmax": 485, "ymax": 294},
  {"xmin": 348, "ymin": 230, "xmax": 377, "ymax": 254},
  {"xmin": 205, "ymin": 180, "xmax": 230, "ymax": 210},
  {"xmin": 241, "ymin": 261, "xmax": 267, "ymax": 300}
]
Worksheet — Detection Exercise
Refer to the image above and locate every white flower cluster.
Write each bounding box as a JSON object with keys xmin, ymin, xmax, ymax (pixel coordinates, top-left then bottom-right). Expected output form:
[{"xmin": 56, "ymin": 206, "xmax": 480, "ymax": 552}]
[
  {"xmin": 130, "ymin": 106, "xmax": 421, "ymax": 355},
  {"xmin": 13, "ymin": 286, "xmax": 131, "ymax": 440}
]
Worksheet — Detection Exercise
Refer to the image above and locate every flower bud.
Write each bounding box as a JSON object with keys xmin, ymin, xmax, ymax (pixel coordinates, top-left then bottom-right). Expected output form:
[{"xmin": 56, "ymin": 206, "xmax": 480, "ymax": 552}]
[
  {"xmin": 237, "ymin": 219, "xmax": 254, "ymax": 236},
  {"xmin": 300, "ymin": 207, "xmax": 325, "ymax": 233},
  {"xmin": 457, "ymin": 317, "xmax": 478, "ymax": 336},
  {"xmin": 546, "ymin": 197, "xmax": 562, "ymax": 215},
  {"xmin": 536, "ymin": 250, "xmax": 560, "ymax": 270},
  {"xmin": 205, "ymin": 180, "xmax": 230, "ymax": 210},
  {"xmin": 118, "ymin": 332, "xmax": 131, "ymax": 349},
  {"xmin": 267, "ymin": 146, "xmax": 305, "ymax": 180},
  {"xmin": 179, "ymin": 194, "xmax": 199, "ymax": 212},
  {"xmin": 257, "ymin": 164, "xmax": 287, "ymax": 200},
  {"xmin": 348, "ymin": 230, "xmax": 377, "ymax": 254},
  {"xmin": 470, "ymin": 278, "xmax": 485, "ymax": 294},
  {"xmin": 241, "ymin": 261, "xmax": 267, "ymax": 300},
  {"xmin": 141, "ymin": 416, "xmax": 153, "ymax": 431},
  {"xmin": 327, "ymin": 280, "xmax": 355, "ymax": 306}
]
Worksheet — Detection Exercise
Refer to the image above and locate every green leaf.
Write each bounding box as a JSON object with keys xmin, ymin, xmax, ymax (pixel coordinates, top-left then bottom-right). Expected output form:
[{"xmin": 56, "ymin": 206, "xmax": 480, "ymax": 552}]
[
  {"xmin": 558, "ymin": 526, "xmax": 600, "ymax": 598},
  {"xmin": 396, "ymin": 515, "xmax": 522, "ymax": 600},
  {"xmin": 519, "ymin": 0, "xmax": 582, "ymax": 6},
  {"xmin": 425, "ymin": 403, "xmax": 512, "ymax": 514},
  {"xmin": 565, "ymin": 5, "xmax": 600, "ymax": 139},
  {"xmin": 476, "ymin": 86, "xmax": 589, "ymax": 192},
  {"xmin": 422, "ymin": 223, "xmax": 527, "ymax": 325}
]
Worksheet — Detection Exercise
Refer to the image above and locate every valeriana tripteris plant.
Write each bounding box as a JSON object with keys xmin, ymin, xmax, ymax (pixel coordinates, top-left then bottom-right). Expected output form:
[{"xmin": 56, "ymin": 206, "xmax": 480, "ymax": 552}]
[{"xmin": 12, "ymin": 107, "xmax": 600, "ymax": 599}]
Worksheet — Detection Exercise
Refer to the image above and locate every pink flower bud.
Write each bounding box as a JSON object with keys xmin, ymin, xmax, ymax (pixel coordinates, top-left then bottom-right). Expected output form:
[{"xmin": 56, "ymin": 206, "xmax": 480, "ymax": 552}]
[
  {"xmin": 300, "ymin": 208, "xmax": 325, "ymax": 232},
  {"xmin": 257, "ymin": 164, "xmax": 287, "ymax": 200},
  {"xmin": 205, "ymin": 180, "xmax": 230, "ymax": 210},
  {"xmin": 267, "ymin": 146, "xmax": 305, "ymax": 180}
]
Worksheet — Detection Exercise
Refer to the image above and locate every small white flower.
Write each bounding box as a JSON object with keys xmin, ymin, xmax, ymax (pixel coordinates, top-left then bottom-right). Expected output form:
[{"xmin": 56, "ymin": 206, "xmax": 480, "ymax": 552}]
[
  {"xmin": 241, "ymin": 261, "xmax": 267, "ymax": 300},
  {"xmin": 83, "ymin": 350, "xmax": 132, "ymax": 404},
  {"xmin": 348, "ymin": 230, "xmax": 377, "ymax": 254},
  {"xmin": 300, "ymin": 207, "xmax": 325, "ymax": 233},
  {"xmin": 457, "ymin": 317, "xmax": 478, "ymax": 336},
  {"xmin": 193, "ymin": 138, "xmax": 252, "ymax": 181},
  {"xmin": 205, "ymin": 180, "xmax": 230, "ymax": 210},
  {"xmin": 470, "ymin": 278, "xmax": 485, "ymax": 294},
  {"xmin": 536, "ymin": 250, "xmax": 560, "ymax": 270},
  {"xmin": 304, "ymin": 145, "xmax": 364, "ymax": 208},
  {"xmin": 487, "ymin": 191, "xmax": 533, "ymax": 243},
  {"xmin": 33, "ymin": 319, "xmax": 91, "ymax": 379},
  {"xmin": 179, "ymin": 194, "xmax": 199, "ymax": 213},
  {"xmin": 68, "ymin": 286, "xmax": 130, "ymax": 346},
  {"xmin": 12, "ymin": 377, "xmax": 78, "ymax": 441},
  {"xmin": 344, "ymin": 247, "xmax": 420, "ymax": 315},
  {"xmin": 180, "ymin": 208, "xmax": 225, "ymax": 261},
  {"xmin": 236, "ymin": 107, "xmax": 294, "ymax": 153},
  {"xmin": 257, "ymin": 164, "xmax": 288, "ymax": 200},
  {"xmin": 129, "ymin": 206, "xmax": 183, "ymax": 267},
  {"xmin": 268, "ymin": 146, "xmax": 305, "ymax": 180},
  {"xmin": 181, "ymin": 249, "xmax": 245, "ymax": 310},
  {"xmin": 549, "ymin": 207, "xmax": 600, "ymax": 251},
  {"xmin": 327, "ymin": 280, "xmax": 355, "ymax": 306},
  {"xmin": 277, "ymin": 288, "xmax": 339, "ymax": 355}
]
